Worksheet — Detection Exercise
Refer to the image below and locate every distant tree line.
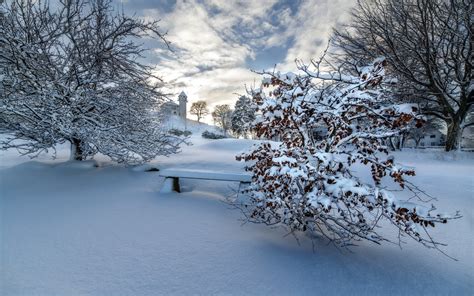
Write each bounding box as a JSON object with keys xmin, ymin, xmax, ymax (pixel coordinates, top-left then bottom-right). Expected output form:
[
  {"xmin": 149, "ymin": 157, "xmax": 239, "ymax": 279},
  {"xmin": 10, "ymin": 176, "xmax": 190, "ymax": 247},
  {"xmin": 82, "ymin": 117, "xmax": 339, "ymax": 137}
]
[{"xmin": 189, "ymin": 97, "xmax": 256, "ymax": 138}]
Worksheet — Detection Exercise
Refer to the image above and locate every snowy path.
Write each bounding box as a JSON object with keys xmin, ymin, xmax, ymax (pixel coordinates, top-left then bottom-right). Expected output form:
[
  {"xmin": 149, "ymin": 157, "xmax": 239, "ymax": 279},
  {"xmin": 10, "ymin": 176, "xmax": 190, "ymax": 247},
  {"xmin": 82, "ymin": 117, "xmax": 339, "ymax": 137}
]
[{"xmin": 1, "ymin": 138, "xmax": 473, "ymax": 295}]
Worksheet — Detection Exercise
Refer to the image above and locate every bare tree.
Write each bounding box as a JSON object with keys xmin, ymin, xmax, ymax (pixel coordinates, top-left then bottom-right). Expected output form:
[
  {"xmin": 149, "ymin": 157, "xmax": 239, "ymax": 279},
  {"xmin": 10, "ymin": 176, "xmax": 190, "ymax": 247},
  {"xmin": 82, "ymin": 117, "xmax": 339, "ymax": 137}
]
[
  {"xmin": 333, "ymin": 0, "xmax": 473, "ymax": 151},
  {"xmin": 190, "ymin": 100, "xmax": 208, "ymax": 122},
  {"xmin": 0, "ymin": 0, "xmax": 182, "ymax": 164},
  {"xmin": 212, "ymin": 104, "xmax": 232, "ymax": 135}
]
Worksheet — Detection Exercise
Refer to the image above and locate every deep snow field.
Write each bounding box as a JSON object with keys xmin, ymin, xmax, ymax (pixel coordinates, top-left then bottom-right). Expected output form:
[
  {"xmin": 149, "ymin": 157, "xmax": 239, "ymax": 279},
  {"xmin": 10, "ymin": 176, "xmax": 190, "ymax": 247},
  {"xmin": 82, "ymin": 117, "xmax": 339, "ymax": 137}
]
[{"xmin": 1, "ymin": 134, "xmax": 473, "ymax": 296}]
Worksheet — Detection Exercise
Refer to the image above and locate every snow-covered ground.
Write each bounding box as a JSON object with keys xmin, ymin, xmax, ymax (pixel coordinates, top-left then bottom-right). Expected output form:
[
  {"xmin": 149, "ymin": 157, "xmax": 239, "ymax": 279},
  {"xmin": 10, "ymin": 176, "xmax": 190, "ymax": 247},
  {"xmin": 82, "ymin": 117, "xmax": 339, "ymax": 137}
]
[{"xmin": 1, "ymin": 135, "xmax": 473, "ymax": 295}]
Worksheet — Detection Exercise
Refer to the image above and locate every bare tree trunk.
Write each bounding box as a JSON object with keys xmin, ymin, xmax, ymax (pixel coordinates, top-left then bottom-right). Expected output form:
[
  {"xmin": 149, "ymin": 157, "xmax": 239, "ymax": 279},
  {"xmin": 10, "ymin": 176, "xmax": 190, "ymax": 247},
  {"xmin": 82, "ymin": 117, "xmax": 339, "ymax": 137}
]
[
  {"xmin": 445, "ymin": 97, "xmax": 470, "ymax": 151},
  {"xmin": 398, "ymin": 134, "xmax": 405, "ymax": 150},
  {"xmin": 445, "ymin": 120, "xmax": 461, "ymax": 151},
  {"xmin": 415, "ymin": 138, "xmax": 421, "ymax": 148},
  {"xmin": 70, "ymin": 138, "xmax": 86, "ymax": 161},
  {"xmin": 387, "ymin": 138, "xmax": 396, "ymax": 151},
  {"xmin": 389, "ymin": 137, "xmax": 401, "ymax": 151}
]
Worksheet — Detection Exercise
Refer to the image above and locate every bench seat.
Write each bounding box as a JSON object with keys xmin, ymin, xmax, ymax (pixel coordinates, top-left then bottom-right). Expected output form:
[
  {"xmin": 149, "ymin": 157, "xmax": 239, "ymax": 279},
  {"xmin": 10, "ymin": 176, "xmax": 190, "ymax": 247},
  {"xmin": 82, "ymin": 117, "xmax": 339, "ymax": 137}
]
[{"xmin": 159, "ymin": 168, "xmax": 252, "ymax": 193}]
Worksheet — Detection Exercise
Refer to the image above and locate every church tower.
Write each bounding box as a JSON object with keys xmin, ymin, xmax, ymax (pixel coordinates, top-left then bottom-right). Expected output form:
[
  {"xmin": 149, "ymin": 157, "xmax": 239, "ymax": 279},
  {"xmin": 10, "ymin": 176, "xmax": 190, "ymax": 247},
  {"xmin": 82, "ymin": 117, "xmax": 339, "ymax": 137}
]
[{"xmin": 178, "ymin": 91, "xmax": 187, "ymax": 120}]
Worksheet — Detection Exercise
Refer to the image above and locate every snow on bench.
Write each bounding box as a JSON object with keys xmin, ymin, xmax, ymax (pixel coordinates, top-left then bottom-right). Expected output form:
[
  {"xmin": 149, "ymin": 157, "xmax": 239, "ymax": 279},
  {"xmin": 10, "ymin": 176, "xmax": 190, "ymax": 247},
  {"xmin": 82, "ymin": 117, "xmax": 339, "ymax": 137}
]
[{"xmin": 159, "ymin": 168, "xmax": 252, "ymax": 193}]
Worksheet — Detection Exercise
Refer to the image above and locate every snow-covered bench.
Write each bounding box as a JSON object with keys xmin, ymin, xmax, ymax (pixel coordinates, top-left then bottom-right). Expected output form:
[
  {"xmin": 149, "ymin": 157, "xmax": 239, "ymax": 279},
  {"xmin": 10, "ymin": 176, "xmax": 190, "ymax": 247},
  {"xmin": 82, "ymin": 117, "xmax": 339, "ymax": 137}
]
[{"xmin": 159, "ymin": 168, "xmax": 252, "ymax": 193}]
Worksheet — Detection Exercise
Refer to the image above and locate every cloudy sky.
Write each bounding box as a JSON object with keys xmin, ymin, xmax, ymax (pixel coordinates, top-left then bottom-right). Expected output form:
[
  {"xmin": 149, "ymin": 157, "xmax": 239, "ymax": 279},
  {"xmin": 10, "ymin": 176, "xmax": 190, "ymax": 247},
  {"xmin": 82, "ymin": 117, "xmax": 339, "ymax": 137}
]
[{"xmin": 120, "ymin": 0, "xmax": 356, "ymax": 121}]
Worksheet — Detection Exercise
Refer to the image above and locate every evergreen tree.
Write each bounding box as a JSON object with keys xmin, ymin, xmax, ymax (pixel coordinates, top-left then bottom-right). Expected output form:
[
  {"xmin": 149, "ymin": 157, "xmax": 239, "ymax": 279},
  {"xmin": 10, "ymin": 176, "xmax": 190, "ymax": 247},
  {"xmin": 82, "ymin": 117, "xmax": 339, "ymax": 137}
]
[{"xmin": 231, "ymin": 96, "xmax": 255, "ymax": 138}]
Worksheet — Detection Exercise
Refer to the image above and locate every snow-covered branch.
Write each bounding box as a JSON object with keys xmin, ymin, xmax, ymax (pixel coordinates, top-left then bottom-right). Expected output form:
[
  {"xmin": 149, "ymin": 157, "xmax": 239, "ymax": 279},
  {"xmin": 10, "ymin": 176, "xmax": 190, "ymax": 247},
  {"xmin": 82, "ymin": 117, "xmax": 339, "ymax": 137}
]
[{"xmin": 236, "ymin": 58, "xmax": 460, "ymax": 252}]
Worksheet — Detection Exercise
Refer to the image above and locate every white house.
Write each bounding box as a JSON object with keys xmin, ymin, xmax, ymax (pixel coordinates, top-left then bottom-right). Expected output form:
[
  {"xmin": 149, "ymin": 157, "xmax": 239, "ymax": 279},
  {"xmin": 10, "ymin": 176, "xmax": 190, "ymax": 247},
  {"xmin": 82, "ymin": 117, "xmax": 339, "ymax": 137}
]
[
  {"xmin": 404, "ymin": 129, "xmax": 445, "ymax": 148},
  {"xmin": 461, "ymin": 126, "xmax": 474, "ymax": 148},
  {"xmin": 418, "ymin": 130, "xmax": 445, "ymax": 147}
]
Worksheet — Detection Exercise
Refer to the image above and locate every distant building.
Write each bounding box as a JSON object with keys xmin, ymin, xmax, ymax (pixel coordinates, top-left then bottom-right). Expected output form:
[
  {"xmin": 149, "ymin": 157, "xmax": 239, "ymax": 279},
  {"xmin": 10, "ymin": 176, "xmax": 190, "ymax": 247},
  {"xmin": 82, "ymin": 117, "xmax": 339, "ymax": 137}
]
[
  {"xmin": 161, "ymin": 101, "xmax": 179, "ymax": 116},
  {"xmin": 178, "ymin": 91, "xmax": 187, "ymax": 120},
  {"xmin": 461, "ymin": 126, "xmax": 474, "ymax": 148},
  {"xmin": 405, "ymin": 129, "xmax": 445, "ymax": 148},
  {"xmin": 418, "ymin": 130, "xmax": 445, "ymax": 147},
  {"xmin": 161, "ymin": 91, "xmax": 188, "ymax": 121}
]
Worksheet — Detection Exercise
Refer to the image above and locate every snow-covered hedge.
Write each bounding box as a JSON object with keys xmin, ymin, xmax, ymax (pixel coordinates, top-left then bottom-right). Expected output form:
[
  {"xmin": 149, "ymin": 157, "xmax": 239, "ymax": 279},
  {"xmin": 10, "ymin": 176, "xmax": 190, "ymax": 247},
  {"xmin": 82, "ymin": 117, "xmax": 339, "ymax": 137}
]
[
  {"xmin": 202, "ymin": 131, "xmax": 227, "ymax": 140},
  {"xmin": 168, "ymin": 129, "xmax": 192, "ymax": 137}
]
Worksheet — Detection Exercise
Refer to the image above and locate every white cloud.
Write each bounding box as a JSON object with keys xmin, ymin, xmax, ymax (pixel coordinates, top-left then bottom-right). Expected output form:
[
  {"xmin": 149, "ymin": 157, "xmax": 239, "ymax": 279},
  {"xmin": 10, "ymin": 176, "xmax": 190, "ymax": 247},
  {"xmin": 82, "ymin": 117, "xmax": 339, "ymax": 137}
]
[
  {"xmin": 284, "ymin": 0, "xmax": 356, "ymax": 65},
  {"xmin": 142, "ymin": 0, "xmax": 265, "ymax": 123},
  {"xmin": 138, "ymin": 0, "xmax": 356, "ymax": 123},
  {"xmin": 262, "ymin": 0, "xmax": 357, "ymax": 70}
]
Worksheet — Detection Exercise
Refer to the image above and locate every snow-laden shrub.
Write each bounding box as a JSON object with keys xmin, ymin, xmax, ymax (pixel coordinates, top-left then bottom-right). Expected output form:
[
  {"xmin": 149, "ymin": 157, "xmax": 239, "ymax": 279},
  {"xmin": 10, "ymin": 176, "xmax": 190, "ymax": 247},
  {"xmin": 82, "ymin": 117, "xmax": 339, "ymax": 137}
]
[
  {"xmin": 168, "ymin": 129, "xmax": 192, "ymax": 137},
  {"xmin": 202, "ymin": 130, "xmax": 227, "ymax": 139},
  {"xmin": 236, "ymin": 58, "xmax": 460, "ymax": 251}
]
